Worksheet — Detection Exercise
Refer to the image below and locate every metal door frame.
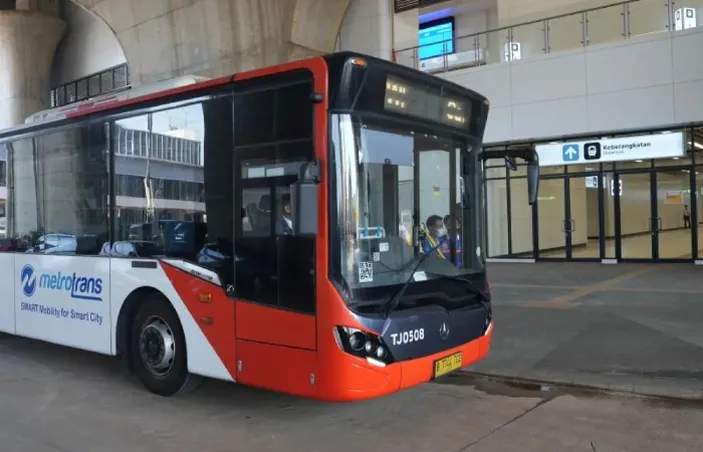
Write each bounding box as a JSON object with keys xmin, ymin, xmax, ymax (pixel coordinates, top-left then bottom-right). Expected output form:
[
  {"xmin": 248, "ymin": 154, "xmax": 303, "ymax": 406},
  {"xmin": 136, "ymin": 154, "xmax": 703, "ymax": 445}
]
[
  {"xmin": 534, "ymin": 171, "xmax": 604, "ymax": 261},
  {"xmin": 613, "ymin": 169, "xmax": 657, "ymax": 262},
  {"xmin": 615, "ymin": 167, "xmax": 697, "ymax": 262}
]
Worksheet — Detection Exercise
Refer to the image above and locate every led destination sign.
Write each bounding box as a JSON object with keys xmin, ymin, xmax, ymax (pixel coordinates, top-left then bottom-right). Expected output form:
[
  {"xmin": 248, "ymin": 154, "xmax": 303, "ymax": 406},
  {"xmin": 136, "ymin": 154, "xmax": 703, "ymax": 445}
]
[{"xmin": 384, "ymin": 76, "xmax": 471, "ymax": 127}]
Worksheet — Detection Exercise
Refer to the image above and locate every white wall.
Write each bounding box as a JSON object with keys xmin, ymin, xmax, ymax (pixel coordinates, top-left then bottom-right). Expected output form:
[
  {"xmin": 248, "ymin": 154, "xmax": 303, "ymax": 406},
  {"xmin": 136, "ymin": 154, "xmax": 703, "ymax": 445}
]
[
  {"xmin": 496, "ymin": 0, "xmax": 624, "ymax": 26},
  {"xmin": 440, "ymin": 25, "xmax": 703, "ymax": 144},
  {"xmin": 336, "ymin": 0, "xmax": 393, "ymax": 59},
  {"xmin": 51, "ymin": 2, "xmax": 126, "ymax": 87},
  {"xmin": 453, "ymin": 7, "xmax": 497, "ymax": 52}
]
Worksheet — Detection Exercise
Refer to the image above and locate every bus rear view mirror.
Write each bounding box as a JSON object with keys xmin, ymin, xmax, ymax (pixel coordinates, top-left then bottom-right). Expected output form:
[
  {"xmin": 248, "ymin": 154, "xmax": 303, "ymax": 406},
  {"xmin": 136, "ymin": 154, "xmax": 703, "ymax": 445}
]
[
  {"xmin": 291, "ymin": 160, "xmax": 321, "ymax": 236},
  {"xmin": 482, "ymin": 147, "xmax": 539, "ymax": 205},
  {"xmin": 527, "ymin": 158, "xmax": 539, "ymax": 206}
]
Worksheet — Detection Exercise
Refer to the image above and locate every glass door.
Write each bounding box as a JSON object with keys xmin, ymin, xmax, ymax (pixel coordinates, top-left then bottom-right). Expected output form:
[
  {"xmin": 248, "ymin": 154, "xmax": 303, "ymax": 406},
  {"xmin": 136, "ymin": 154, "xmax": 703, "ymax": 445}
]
[
  {"xmin": 654, "ymin": 168, "xmax": 695, "ymax": 261},
  {"xmin": 565, "ymin": 174, "xmax": 603, "ymax": 260},
  {"xmin": 616, "ymin": 171, "xmax": 655, "ymax": 260},
  {"xmin": 536, "ymin": 177, "xmax": 567, "ymax": 259}
]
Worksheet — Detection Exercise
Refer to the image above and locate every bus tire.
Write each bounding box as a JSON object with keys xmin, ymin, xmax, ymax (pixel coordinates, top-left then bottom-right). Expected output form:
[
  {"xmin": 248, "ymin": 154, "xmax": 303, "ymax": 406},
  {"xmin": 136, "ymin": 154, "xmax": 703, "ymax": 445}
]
[{"xmin": 130, "ymin": 293, "xmax": 202, "ymax": 396}]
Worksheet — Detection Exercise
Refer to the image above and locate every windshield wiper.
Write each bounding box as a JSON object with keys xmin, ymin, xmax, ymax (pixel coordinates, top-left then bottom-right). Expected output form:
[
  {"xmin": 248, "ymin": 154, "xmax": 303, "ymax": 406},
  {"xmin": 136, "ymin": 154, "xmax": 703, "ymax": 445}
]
[
  {"xmin": 424, "ymin": 272, "xmax": 490, "ymax": 303},
  {"xmin": 384, "ymin": 238, "xmax": 443, "ymax": 317}
]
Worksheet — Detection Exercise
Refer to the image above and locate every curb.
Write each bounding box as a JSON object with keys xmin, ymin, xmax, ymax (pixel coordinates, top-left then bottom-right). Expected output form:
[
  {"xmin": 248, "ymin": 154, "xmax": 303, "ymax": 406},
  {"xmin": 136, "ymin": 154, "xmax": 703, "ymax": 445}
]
[{"xmin": 457, "ymin": 370, "xmax": 703, "ymax": 402}]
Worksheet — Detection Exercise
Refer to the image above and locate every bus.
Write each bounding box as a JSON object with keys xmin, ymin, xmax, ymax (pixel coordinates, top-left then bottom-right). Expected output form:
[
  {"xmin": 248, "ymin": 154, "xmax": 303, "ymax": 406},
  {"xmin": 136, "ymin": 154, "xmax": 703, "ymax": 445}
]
[{"xmin": 0, "ymin": 52, "xmax": 539, "ymax": 401}]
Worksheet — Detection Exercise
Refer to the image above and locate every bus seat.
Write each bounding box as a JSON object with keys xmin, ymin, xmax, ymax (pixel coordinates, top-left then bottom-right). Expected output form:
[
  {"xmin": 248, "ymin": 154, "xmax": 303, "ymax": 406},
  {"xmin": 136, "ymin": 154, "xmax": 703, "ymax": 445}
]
[
  {"xmin": 75, "ymin": 235, "xmax": 100, "ymax": 255},
  {"xmin": 246, "ymin": 202, "xmax": 258, "ymax": 228},
  {"xmin": 254, "ymin": 194, "xmax": 272, "ymax": 234}
]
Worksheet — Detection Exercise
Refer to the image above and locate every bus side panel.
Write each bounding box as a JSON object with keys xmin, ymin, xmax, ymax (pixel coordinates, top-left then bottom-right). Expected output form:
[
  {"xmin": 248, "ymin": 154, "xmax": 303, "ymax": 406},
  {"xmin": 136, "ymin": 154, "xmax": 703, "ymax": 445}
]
[
  {"xmin": 234, "ymin": 301, "xmax": 316, "ymax": 350},
  {"xmin": 234, "ymin": 302, "xmax": 318, "ymax": 396},
  {"xmin": 160, "ymin": 261, "xmax": 238, "ymax": 379},
  {"xmin": 235, "ymin": 339, "xmax": 318, "ymax": 398},
  {"xmin": 109, "ymin": 258, "xmax": 235, "ymax": 382},
  {"xmin": 0, "ymin": 253, "xmax": 15, "ymax": 334},
  {"xmin": 14, "ymin": 254, "xmax": 112, "ymax": 355}
]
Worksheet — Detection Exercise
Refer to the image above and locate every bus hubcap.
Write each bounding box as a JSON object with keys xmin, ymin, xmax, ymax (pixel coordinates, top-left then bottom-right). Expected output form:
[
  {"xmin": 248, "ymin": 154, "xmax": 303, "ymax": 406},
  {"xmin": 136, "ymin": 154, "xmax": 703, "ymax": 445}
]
[{"xmin": 138, "ymin": 316, "xmax": 175, "ymax": 376}]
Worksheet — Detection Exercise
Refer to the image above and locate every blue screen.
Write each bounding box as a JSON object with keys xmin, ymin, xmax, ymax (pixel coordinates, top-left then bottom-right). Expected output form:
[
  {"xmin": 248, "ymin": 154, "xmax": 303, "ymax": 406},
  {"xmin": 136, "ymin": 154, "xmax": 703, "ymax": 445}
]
[{"xmin": 418, "ymin": 20, "xmax": 454, "ymax": 60}]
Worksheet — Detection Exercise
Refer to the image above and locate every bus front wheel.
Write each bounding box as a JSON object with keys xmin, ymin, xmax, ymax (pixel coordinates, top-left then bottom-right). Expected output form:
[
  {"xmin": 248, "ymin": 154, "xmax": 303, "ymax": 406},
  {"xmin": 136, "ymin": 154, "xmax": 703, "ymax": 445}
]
[{"xmin": 129, "ymin": 294, "xmax": 202, "ymax": 396}]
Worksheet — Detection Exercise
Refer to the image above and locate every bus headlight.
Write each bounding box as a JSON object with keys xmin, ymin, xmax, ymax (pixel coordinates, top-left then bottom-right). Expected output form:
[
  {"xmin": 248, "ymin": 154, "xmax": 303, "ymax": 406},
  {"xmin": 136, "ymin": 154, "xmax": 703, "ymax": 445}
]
[{"xmin": 333, "ymin": 326, "xmax": 394, "ymax": 366}]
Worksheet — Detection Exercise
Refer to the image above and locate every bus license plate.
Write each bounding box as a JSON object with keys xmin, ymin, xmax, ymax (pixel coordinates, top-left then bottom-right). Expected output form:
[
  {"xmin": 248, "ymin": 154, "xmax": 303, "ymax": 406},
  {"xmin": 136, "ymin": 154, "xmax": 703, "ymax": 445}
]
[{"xmin": 433, "ymin": 352, "xmax": 463, "ymax": 379}]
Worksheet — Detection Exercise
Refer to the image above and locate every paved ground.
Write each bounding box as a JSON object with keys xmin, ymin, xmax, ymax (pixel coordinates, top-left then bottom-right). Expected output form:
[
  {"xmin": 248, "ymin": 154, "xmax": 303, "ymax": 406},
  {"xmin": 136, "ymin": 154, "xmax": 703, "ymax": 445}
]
[
  {"xmin": 2, "ymin": 335, "xmax": 703, "ymax": 452},
  {"xmin": 470, "ymin": 262, "xmax": 703, "ymax": 399}
]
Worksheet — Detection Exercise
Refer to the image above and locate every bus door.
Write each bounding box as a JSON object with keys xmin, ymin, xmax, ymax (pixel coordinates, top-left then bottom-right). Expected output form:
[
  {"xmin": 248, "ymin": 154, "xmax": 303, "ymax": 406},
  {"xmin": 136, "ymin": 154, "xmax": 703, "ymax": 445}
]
[{"xmin": 231, "ymin": 69, "xmax": 319, "ymax": 396}]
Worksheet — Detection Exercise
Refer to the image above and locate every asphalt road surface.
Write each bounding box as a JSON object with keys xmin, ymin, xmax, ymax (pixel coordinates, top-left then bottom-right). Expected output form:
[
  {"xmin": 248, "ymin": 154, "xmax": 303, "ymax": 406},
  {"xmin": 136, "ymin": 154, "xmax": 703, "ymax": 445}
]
[{"xmin": 1, "ymin": 335, "xmax": 702, "ymax": 452}]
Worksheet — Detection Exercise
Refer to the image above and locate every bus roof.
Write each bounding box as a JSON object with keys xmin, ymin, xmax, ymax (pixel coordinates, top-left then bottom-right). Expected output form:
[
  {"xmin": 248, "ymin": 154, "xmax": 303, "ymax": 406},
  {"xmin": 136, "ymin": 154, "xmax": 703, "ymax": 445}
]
[
  {"xmin": 0, "ymin": 53, "xmax": 328, "ymax": 140},
  {"xmin": 0, "ymin": 52, "xmax": 486, "ymax": 140},
  {"xmin": 26, "ymin": 75, "xmax": 213, "ymax": 125}
]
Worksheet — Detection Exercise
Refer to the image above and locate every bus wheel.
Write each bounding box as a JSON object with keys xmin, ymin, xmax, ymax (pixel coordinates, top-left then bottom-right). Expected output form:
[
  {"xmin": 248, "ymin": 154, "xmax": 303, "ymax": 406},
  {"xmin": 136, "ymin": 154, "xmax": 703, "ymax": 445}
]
[{"xmin": 130, "ymin": 294, "xmax": 201, "ymax": 396}]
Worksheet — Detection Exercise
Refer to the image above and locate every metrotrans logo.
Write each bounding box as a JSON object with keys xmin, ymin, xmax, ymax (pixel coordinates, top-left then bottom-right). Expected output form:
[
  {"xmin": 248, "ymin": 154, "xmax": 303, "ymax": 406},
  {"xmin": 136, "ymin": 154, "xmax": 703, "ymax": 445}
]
[{"xmin": 20, "ymin": 264, "xmax": 103, "ymax": 301}]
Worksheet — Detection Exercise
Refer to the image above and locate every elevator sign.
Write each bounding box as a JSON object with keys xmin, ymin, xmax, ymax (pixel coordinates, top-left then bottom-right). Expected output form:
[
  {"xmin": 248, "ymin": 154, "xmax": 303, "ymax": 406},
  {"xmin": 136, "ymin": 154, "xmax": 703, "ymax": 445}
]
[{"xmin": 535, "ymin": 132, "xmax": 685, "ymax": 167}]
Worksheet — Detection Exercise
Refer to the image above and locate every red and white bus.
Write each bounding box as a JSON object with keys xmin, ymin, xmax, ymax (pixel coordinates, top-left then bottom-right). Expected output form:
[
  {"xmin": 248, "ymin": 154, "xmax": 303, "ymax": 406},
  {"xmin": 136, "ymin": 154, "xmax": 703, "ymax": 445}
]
[{"xmin": 0, "ymin": 52, "xmax": 539, "ymax": 401}]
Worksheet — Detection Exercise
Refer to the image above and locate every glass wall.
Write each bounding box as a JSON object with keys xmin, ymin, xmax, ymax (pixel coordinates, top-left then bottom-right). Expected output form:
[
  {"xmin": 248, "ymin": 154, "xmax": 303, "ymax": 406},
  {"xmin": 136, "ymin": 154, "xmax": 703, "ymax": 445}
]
[
  {"xmin": 484, "ymin": 155, "xmax": 534, "ymax": 258},
  {"xmin": 484, "ymin": 126, "xmax": 703, "ymax": 261}
]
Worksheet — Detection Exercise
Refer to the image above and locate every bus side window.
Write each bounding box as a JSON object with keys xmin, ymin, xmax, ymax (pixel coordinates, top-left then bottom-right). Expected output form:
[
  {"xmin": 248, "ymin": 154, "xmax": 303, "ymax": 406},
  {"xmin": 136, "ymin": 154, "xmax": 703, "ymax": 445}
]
[{"xmin": 5, "ymin": 124, "xmax": 110, "ymax": 256}]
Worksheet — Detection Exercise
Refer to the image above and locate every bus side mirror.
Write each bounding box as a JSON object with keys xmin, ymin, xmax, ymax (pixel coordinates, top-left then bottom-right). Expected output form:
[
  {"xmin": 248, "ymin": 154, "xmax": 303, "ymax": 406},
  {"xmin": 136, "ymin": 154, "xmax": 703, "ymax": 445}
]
[
  {"xmin": 526, "ymin": 153, "xmax": 539, "ymax": 206},
  {"xmin": 482, "ymin": 147, "xmax": 539, "ymax": 204},
  {"xmin": 291, "ymin": 159, "xmax": 321, "ymax": 236}
]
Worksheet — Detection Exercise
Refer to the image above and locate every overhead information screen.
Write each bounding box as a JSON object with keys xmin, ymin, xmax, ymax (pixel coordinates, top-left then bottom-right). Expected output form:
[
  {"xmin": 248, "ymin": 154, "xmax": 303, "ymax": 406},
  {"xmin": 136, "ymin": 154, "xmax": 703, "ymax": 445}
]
[{"xmin": 384, "ymin": 76, "xmax": 470, "ymax": 127}]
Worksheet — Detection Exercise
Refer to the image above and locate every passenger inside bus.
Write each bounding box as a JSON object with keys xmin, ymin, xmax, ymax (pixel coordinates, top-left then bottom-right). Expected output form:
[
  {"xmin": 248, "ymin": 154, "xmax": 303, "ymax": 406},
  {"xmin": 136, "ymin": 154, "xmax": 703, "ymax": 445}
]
[
  {"xmin": 444, "ymin": 214, "xmax": 462, "ymax": 269},
  {"xmin": 276, "ymin": 193, "xmax": 293, "ymax": 235}
]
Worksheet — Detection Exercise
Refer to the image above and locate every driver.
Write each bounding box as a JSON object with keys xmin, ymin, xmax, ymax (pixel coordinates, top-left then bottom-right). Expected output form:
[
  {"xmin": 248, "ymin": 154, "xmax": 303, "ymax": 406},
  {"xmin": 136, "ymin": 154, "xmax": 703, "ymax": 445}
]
[{"xmin": 422, "ymin": 215, "xmax": 449, "ymax": 258}]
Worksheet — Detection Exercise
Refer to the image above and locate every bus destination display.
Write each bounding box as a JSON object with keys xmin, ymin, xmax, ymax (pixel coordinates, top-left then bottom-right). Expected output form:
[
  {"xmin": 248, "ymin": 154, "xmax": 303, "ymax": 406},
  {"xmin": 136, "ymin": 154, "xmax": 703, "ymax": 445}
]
[{"xmin": 384, "ymin": 76, "xmax": 470, "ymax": 127}]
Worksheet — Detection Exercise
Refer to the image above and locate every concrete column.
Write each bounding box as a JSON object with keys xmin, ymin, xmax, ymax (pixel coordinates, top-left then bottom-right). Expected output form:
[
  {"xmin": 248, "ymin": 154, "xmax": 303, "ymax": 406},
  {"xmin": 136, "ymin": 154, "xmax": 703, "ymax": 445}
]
[
  {"xmin": 0, "ymin": 10, "xmax": 65, "ymax": 129},
  {"xmin": 393, "ymin": 9, "xmax": 419, "ymax": 67},
  {"xmin": 337, "ymin": 0, "xmax": 393, "ymax": 60},
  {"xmin": 0, "ymin": 10, "xmax": 66, "ymax": 238}
]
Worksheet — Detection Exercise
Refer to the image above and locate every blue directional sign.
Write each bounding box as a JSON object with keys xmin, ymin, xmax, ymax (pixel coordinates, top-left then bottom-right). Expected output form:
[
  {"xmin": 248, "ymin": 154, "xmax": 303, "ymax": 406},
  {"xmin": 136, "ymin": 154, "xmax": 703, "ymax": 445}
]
[{"xmin": 562, "ymin": 144, "xmax": 579, "ymax": 162}]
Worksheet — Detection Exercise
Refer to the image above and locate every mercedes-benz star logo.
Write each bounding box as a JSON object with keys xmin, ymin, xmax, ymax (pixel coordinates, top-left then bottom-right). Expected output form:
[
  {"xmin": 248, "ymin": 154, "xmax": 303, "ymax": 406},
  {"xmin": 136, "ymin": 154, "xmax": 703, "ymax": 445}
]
[{"xmin": 439, "ymin": 322, "xmax": 449, "ymax": 340}]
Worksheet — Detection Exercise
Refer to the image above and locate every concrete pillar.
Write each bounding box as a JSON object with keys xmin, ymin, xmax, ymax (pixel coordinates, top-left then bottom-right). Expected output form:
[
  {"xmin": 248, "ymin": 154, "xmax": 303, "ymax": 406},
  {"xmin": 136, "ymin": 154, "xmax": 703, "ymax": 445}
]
[
  {"xmin": 0, "ymin": 10, "xmax": 65, "ymax": 129},
  {"xmin": 392, "ymin": 9, "xmax": 419, "ymax": 67},
  {"xmin": 337, "ymin": 0, "xmax": 393, "ymax": 60},
  {"xmin": 0, "ymin": 10, "xmax": 66, "ymax": 238}
]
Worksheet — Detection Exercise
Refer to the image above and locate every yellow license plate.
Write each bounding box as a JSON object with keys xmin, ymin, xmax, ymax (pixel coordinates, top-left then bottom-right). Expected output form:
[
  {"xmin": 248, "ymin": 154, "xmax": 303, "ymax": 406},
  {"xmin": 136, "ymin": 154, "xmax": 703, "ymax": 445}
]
[{"xmin": 433, "ymin": 352, "xmax": 463, "ymax": 378}]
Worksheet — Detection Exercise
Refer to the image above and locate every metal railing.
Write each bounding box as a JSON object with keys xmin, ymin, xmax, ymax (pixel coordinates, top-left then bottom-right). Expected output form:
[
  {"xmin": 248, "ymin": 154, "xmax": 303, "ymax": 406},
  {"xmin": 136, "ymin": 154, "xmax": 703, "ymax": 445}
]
[
  {"xmin": 394, "ymin": 0, "xmax": 696, "ymax": 73},
  {"xmin": 50, "ymin": 63, "xmax": 131, "ymax": 108}
]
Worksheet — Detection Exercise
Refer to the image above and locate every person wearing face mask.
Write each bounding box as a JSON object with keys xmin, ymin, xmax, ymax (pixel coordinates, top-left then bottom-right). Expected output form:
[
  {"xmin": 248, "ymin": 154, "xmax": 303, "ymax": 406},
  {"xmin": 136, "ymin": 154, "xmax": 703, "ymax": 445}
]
[{"xmin": 422, "ymin": 215, "xmax": 449, "ymax": 258}]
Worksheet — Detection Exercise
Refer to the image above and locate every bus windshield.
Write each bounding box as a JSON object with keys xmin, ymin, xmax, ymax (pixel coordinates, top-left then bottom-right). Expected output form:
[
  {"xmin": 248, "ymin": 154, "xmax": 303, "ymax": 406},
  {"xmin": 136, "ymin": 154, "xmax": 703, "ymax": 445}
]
[{"xmin": 330, "ymin": 113, "xmax": 485, "ymax": 305}]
